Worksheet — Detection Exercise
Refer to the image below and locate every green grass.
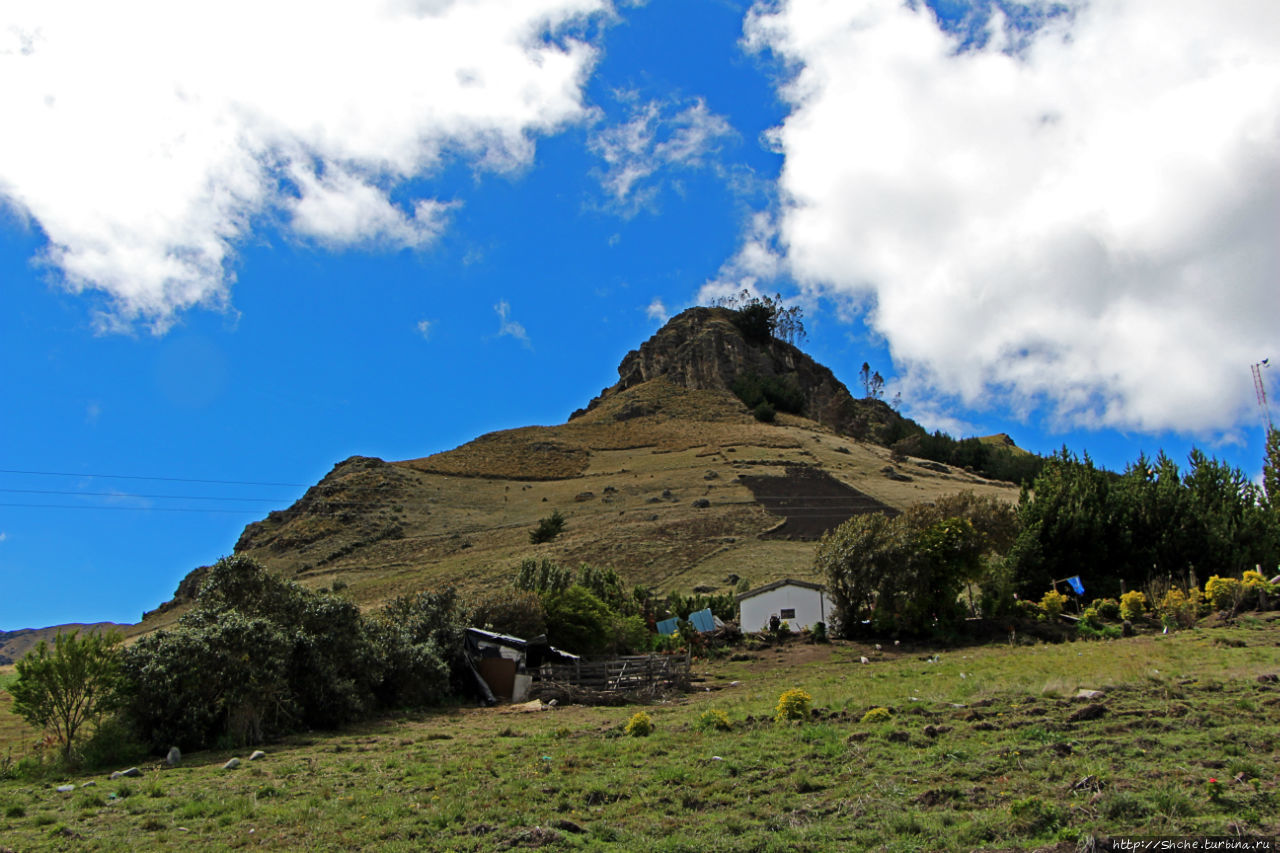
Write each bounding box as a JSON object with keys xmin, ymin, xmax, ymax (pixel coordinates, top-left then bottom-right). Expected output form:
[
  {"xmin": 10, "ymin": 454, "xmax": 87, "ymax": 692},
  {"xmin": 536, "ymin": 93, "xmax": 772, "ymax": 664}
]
[{"xmin": 1, "ymin": 625, "xmax": 1278, "ymax": 850}]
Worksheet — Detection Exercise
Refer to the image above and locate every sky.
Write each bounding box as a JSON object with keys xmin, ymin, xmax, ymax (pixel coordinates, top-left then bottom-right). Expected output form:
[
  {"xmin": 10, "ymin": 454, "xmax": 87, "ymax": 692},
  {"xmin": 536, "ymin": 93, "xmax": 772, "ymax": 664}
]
[{"xmin": 1, "ymin": 0, "xmax": 1277, "ymax": 631}]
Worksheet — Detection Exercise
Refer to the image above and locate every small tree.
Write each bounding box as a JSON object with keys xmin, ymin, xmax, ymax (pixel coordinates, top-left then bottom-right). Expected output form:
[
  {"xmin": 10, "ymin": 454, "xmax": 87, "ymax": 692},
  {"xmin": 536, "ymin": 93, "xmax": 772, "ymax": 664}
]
[
  {"xmin": 10, "ymin": 630, "xmax": 122, "ymax": 762},
  {"xmin": 529, "ymin": 509, "xmax": 566, "ymax": 544}
]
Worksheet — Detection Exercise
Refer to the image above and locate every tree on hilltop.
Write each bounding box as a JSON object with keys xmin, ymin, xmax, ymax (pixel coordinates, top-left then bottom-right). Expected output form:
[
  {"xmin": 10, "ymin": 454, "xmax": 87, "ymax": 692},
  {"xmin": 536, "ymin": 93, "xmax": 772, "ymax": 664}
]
[{"xmin": 711, "ymin": 289, "xmax": 805, "ymax": 345}]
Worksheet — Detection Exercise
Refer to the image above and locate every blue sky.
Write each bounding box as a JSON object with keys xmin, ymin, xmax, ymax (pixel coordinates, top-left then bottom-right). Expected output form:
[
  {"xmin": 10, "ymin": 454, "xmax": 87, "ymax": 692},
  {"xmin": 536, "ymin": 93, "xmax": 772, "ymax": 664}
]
[{"xmin": 2, "ymin": 0, "xmax": 1277, "ymax": 630}]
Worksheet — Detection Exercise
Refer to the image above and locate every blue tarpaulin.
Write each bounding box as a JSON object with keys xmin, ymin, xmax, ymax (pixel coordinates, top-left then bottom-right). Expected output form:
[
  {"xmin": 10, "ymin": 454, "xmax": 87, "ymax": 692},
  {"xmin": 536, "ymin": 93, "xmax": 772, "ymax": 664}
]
[
  {"xmin": 688, "ymin": 608, "xmax": 716, "ymax": 633},
  {"xmin": 1067, "ymin": 576, "xmax": 1085, "ymax": 596},
  {"xmin": 656, "ymin": 617, "xmax": 679, "ymax": 636}
]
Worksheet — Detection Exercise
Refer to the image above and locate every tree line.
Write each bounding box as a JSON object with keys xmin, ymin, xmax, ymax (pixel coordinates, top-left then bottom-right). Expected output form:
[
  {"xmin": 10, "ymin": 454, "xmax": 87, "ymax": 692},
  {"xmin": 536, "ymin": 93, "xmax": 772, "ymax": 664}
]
[{"xmin": 820, "ymin": 431, "xmax": 1280, "ymax": 638}]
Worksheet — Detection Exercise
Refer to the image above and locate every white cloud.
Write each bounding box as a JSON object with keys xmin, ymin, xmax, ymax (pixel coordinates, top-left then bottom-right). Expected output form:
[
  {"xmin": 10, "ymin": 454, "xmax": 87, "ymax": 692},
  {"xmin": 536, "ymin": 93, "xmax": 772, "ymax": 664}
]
[
  {"xmin": 746, "ymin": 0, "xmax": 1280, "ymax": 434},
  {"xmin": 645, "ymin": 297, "xmax": 668, "ymax": 323},
  {"xmin": 494, "ymin": 299, "xmax": 531, "ymax": 347},
  {"xmin": 590, "ymin": 95, "xmax": 733, "ymax": 213},
  {"xmin": 0, "ymin": 0, "xmax": 608, "ymax": 332},
  {"xmin": 697, "ymin": 211, "xmax": 782, "ymax": 305},
  {"xmin": 0, "ymin": 531, "xmax": 7, "ymax": 543},
  {"xmin": 416, "ymin": 319, "xmax": 433, "ymax": 340}
]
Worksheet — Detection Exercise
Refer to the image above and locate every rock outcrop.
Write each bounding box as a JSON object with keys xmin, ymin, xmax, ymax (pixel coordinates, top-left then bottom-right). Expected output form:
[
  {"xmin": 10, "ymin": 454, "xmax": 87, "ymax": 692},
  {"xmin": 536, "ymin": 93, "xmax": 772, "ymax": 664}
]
[{"xmin": 574, "ymin": 307, "xmax": 906, "ymax": 442}]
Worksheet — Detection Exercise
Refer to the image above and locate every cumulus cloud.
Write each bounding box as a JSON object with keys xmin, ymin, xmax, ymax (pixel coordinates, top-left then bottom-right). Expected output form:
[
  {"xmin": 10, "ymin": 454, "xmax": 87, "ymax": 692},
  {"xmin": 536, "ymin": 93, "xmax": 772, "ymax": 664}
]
[
  {"xmin": 494, "ymin": 299, "xmax": 531, "ymax": 347},
  {"xmin": 645, "ymin": 297, "xmax": 668, "ymax": 323},
  {"xmin": 590, "ymin": 94, "xmax": 733, "ymax": 213},
  {"xmin": 0, "ymin": 0, "xmax": 608, "ymax": 331},
  {"xmin": 416, "ymin": 319, "xmax": 433, "ymax": 341},
  {"xmin": 746, "ymin": 0, "xmax": 1280, "ymax": 434}
]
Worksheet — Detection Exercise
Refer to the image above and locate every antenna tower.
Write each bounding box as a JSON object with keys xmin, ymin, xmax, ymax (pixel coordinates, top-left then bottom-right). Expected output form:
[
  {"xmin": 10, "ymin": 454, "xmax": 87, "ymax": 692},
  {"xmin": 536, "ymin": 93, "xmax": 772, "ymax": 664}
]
[{"xmin": 1253, "ymin": 359, "xmax": 1273, "ymax": 431}]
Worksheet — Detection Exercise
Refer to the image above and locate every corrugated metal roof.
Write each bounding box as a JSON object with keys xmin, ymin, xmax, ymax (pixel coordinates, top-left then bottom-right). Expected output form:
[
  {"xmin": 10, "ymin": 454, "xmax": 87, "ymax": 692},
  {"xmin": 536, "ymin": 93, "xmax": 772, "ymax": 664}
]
[{"xmin": 688, "ymin": 608, "xmax": 716, "ymax": 633}]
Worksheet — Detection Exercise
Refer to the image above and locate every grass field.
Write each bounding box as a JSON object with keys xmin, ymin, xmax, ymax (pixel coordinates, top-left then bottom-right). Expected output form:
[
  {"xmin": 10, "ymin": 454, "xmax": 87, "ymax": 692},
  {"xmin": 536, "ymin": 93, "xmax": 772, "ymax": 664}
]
[{"xmin": 2, "ymin": 620, "xmax": 1278, "ymax": 851}]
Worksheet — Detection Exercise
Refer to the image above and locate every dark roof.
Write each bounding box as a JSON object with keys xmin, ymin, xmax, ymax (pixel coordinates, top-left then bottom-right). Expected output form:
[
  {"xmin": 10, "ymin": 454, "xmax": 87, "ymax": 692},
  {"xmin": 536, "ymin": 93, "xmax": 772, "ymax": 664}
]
[{"xmin": 735, "ymin": 578, "xmax": 827, "ymax": 603}]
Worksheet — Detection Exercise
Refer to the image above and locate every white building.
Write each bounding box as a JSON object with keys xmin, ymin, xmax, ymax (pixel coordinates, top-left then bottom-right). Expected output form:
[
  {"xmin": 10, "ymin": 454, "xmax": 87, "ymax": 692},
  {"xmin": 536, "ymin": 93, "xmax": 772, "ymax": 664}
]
[{"xmin": 736, "ymin": 579, "xmax": 831, "ymax": 633}]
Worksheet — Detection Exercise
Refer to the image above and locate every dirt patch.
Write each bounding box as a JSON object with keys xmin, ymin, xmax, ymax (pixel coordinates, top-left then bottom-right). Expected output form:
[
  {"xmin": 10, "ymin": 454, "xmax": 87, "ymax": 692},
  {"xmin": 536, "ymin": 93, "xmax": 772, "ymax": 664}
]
[{"xmin": 738, "ymin": 466, "xmax": 898, "ymax": 539}]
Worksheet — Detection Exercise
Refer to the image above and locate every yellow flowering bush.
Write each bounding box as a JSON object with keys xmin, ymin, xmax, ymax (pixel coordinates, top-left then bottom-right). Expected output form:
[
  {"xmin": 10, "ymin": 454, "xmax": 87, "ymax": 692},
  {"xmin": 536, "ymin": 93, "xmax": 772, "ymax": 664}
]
[
  {"xmin": 1158, "ymin": 588, "xmax": 1200, "ymax": 629},
  {"xmin": 625, "ymin": 711, "xmax": 654, "ymax": 737},
  {"xmin": 1119, "ymin": 590, "xmax": 1147, "ymax": 620},
  {"xmin": 860, "ymin": 707, "xmax": 892, "ymax": 724},
  {"xmin": 1205, "ymin": 575, "xmax": 1242, "ymax": 611},
  {"xmin": 774, "ymin": 688, "xmax": 813, "ymax": 723},
  {"xmin": 1039, "ymin": 590, "xmax": 1069, "ymax": 619}
]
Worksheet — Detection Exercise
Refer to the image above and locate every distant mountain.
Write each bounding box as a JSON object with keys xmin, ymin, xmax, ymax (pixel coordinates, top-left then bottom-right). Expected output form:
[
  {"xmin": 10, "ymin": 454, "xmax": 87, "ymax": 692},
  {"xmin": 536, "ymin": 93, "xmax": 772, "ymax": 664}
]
[
  {"xmin": 142, "ymin": 306, "xmax": 1024, "ymax": 625},
  {"xmin": 0, "ymin": 623, "xmax": 127, "ymax": 666}
]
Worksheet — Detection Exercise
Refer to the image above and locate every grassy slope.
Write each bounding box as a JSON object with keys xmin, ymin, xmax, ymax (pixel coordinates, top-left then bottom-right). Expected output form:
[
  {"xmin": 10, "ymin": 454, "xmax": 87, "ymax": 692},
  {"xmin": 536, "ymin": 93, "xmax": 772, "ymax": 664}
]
[
  {"xmin": 224, "ymin": 381, "xmax": 1018, "ymax": 615},
  {"xmin": 1, "ymin": 618, "xmax": 1278, "ymax": 851}
]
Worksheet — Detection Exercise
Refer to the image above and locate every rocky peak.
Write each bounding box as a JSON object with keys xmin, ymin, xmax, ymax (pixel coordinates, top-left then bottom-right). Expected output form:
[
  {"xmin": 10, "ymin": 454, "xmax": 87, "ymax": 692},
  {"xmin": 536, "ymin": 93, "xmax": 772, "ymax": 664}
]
[{"xmin": 575, "ymin": 306, "xmax": 904, "ymax": 441}]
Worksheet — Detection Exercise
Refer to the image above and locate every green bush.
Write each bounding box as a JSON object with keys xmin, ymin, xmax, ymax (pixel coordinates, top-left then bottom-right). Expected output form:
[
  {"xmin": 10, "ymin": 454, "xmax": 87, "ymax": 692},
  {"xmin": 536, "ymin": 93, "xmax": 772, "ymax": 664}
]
[
  {"xmin": 474, "ymin": 590, "xmax": 547, "ymax": 640},
  {"xmin": 119, "ymin": 556, "xmax": 468, "ymax": 752},
  {"xmin": 696, "ymin": 709, "xmax": 733, "ymax": 732},
  {"xmin": 529, "ymin": 509, "xmax": 566, "ymax": 544},
  {"xmin": 1076, "ymin": 621, "xmax": 1122, "ymax": 641},
  {"xmin": 752, "ymin": 400, "xmax": 776, "ymax": 422},
  {"xmin": 818, "ymin": 511, "xmax": 980, "ymax": 637},
  {"xmin": 543, "ymin": 586, "xmax": 616, "ymax": 656},
  {"xmin": 731, "ymin": 372, "xmax": 805, "ymax": 415},
  {"xmin": 77, "ymin": 714, "xmax": 147, "ymax": 770},
  {"xmin": 1093, "ymin": 598, "xmax": 1122, "ymax": 620}
]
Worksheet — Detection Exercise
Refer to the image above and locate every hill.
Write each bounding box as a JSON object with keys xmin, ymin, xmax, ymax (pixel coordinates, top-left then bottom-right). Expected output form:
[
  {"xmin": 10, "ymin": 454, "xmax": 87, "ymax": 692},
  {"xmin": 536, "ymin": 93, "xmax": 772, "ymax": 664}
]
[
  {"xmin": 143, "ymin": 307, "xmax": 1022, "ymax": 624},
  {"xmin": 0, "ymin": 623, "xmax": 126, "ymax": 666}
]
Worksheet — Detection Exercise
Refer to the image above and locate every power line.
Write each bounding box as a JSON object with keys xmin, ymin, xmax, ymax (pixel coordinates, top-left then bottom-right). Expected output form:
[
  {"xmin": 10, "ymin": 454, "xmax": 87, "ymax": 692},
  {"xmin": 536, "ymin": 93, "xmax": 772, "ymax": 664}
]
[
  {"xmin": 0, "ymin": 468, "xmax": 309, "ymax": 488},
  {"xmin": 0, "ymin": 502, "xmax": 264, "ymax": 514},
  {"xmin": 0, "ymin": 488, "xmax": 287, "ymax": 503}
]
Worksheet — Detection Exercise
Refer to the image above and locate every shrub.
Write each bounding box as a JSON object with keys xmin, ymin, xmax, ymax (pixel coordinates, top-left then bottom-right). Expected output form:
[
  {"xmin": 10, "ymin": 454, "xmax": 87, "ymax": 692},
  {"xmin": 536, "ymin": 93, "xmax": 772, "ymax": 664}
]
[
  {"xmin": 474, "ymin": 590, "xmax": 547, "ymax": 640},
  {"xmin": 1205, "ymin": 575, "xmax": 1243, "ymax": 611},
  {"xmin": 625, "ymin": 711, "xmax": 654, "ymax": 737},
  {"xmin": 860, "ymin": 706, "xmax": 892, "ymax": 724},
  {"xmin": 1158, "ymin": 588, "xmax": 1200, "ymax": 630},
  {"xmin": 77, "ymin": 715, "xmax": 147, "ymax": 770},
  {"xmin": 811, "ymin": 621, "xmax": 829, "ymax": 643},
  {"xmin": 1080, "ymin": 607, "xmax": 1103, "ymax": 629},
  {"xmin": 1093, "ymin": 598, "xmax": 1122, "ymax": 620},
  {"xmin": 752, "ymin": 400, "xmax": 776, "ymax": 423},
  {"xmin": 1077, "ymin": 621, "xmax": 1121, "ymax": 641},
  {"xmin": 529, "ymin": 510, "xmax": 566, "ymax": 545},
  {"xmin": 543, "ymin": 586, "xmax": 615, "ymax": 656},
  {"xmin": 1119, "ymin": 590, "xmax": 1147, "ymax": 620},
  {"xmin": 1016, "ymin": 598, "xmax": 1044, "ymax": 619},
  {"xmin": 696, "ymin": 709, "xmax": 733, "ymax": 732},
  {"xmin": 119, "ymin": 556, "xmax": 468, "ymax": 752},
  {"xmin": 1009, "ymin": 796, "xmax": 1064, "ymax": 835},
  {"xmin": 774, "ymin": 688, "xmax": 813, "ymax": 723},
  {"xmin": 1039, "ymin": 590, "xmax": 1068, "ymax": 619}
]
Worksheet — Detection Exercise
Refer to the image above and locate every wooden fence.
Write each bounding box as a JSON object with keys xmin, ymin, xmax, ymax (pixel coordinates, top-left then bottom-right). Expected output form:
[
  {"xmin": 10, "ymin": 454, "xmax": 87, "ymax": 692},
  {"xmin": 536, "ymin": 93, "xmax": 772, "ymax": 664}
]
[{"xmin": 537, "ymin": 652, "xmax": 691, "ymax": 693}]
